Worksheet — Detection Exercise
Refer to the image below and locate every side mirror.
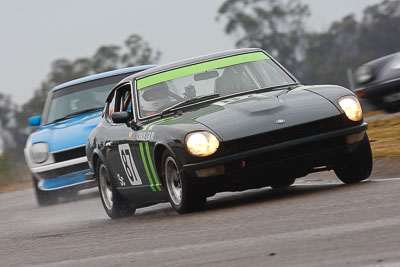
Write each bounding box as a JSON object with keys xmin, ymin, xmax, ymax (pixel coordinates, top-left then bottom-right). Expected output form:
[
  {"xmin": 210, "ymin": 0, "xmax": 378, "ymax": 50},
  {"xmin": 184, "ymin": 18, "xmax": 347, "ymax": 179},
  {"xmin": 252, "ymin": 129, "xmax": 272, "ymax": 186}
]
[
  {"xmin": 112, "ymin": 111, "xmax": 131, "ymax": 124},
  {"xmin": 28, "ymin": 116, "xmax": 41, "ymax": 126}
]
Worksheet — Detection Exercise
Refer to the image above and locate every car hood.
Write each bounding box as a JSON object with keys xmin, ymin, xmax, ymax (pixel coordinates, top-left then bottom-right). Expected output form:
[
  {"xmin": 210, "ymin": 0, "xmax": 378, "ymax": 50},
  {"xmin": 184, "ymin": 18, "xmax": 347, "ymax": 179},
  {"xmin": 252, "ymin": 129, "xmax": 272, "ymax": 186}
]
[
  {"xmin": 182, "ymin": 88, "xmax": 341, "ymax": 141},
  {"xmin": 29, "ymin": 111, "xmax": 102, "ymax": 152}
]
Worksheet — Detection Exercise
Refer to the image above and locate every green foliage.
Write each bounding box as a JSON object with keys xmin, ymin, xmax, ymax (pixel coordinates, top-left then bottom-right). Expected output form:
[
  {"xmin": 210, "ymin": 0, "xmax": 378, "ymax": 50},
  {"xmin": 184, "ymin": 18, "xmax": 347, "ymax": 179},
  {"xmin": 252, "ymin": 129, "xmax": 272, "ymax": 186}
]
[
  {"xmin": 302, "ymin": 15, "xmax": 360, "ymax": 85},
  {"xmin": 0, "ymin": 152, "xmax": 13, "ymax": 182},
  {"xmin": 359, "ymin": 0, "xmax": 400, "ymax": 60},
  {"xmin": 302, "ymin": 0, "xmax": 400, "ymax": 86}
]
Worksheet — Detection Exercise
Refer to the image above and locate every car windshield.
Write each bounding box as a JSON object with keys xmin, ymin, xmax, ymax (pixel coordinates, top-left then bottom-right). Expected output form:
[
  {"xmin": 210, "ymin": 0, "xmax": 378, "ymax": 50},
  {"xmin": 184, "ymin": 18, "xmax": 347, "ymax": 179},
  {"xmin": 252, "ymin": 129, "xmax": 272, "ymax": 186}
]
[
  {"xmin": 44, "ymin": 75, "xmax": 129, "ymax": 124},
  {"xmin": 136, "ymin": 52, "xmax": 295, "ymax": 118}
]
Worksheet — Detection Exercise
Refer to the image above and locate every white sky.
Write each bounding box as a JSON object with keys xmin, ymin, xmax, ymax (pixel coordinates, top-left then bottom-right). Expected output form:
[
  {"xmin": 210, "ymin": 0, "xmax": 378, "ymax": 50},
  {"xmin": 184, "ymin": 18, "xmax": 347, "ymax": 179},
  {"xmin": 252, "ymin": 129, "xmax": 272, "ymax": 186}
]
[{"xmin": 0, "ymin": 0, "xmax": 382, "ymax": 104}]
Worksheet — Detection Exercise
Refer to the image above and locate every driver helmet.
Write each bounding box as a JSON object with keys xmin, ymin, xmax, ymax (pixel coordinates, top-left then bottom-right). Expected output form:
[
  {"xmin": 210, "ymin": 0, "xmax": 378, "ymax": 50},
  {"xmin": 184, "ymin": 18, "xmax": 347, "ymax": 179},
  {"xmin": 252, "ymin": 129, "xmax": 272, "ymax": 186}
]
[{"xmin": 139, "ymin": 82, "xmax": 170, "ymax": 114}]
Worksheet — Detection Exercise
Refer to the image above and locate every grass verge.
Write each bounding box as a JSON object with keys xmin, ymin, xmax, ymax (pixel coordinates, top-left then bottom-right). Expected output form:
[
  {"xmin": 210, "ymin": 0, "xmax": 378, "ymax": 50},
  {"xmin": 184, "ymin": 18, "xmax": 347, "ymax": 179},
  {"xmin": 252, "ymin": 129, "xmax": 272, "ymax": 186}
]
[
  {"xmin": 0, "ymin": 180, "xmax": 31, "ymax": 194},
  {"xmin": 367, "ymin": 113, "xmax": 400, "ymax": 158}
]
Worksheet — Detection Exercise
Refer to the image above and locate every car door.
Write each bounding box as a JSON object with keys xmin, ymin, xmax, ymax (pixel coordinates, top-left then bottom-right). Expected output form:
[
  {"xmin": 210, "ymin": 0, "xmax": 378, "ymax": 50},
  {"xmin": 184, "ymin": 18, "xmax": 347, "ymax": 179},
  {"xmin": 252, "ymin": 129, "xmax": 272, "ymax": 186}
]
[
  {"xmin": 105, "ymin": 83, "xmax": 164, "ymax": 203},
  {"xmin": 104, "ymin": 84, "xmax": 141, "ymax": 187}
]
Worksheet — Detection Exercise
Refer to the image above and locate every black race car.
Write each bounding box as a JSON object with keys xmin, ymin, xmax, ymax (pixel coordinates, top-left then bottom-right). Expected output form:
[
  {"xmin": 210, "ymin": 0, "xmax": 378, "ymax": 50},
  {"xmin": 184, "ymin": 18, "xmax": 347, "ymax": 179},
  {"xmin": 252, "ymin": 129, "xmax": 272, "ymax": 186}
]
[
  {"xmin": 86, "ymin": 48, "xmax": 372, "ymax": 218},
  {"xmin": 355, "ymin": 52, "xmax": 400, "ymax": 113}
]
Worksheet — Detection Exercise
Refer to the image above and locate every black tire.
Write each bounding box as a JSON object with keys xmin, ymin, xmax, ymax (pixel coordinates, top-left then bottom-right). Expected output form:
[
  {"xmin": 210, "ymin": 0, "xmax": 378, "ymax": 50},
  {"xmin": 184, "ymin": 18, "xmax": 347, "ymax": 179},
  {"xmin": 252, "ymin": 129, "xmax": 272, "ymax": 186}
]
[
  {"xmin": 384, "ymin": 106, "xmax": 400, "ymax": 113},
  {"xmin": 270, "ymin": 178, "xmax": 296, "ymax": 189},
  {"xmin": 32, "ymin": 176, "xmax": 59, "ymax": 206},
  {"xmin": 96, "ymin": 160, "xmax": 135, "ymax": 219},
  {"xmin": 161, "ymin": 150, "xmax": 206, "ymax": 214},
  {"xmin": 334, "ymin": 133, "xmax": 373, "ymax": 184}
]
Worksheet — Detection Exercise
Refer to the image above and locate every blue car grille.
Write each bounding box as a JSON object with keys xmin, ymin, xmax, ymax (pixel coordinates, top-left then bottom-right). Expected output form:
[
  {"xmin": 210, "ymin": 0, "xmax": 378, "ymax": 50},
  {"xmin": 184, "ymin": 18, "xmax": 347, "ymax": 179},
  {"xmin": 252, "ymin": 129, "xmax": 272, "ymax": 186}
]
[{"xmin": 53, "ymin": 146, "xmax": 86, "ymax": 162}]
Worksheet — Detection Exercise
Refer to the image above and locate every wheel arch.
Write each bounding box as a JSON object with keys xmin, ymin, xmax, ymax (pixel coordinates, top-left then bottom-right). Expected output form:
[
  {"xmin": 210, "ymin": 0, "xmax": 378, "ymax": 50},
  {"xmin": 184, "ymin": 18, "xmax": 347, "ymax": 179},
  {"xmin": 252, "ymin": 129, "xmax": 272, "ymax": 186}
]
[
  {"xmin": 154, "ymin": 143, "xmax": 167, "ymax": 186},
  {"xmin": 153, "ymin": 143, "xmax": 180, "ymax": 186},
  {"xmin": 91, "ymin": 149, "xmax": 107, "ymax": 181}
]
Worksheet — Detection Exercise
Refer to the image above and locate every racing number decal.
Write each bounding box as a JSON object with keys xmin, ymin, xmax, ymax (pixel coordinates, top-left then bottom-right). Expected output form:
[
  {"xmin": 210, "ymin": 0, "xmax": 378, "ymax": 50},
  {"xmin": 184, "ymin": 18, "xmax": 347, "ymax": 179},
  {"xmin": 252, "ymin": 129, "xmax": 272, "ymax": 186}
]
[{"xmin": 118, "ymin": 144, "xmax": 142, "ymax": 186}]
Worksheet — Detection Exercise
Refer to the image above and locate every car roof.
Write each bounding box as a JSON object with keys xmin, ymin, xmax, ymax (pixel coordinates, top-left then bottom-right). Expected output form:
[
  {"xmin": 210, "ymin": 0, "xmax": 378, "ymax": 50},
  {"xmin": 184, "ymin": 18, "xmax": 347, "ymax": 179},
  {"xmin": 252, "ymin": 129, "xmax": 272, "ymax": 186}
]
[
  {"xmin": 52, "ymin": 65, "xmax": 156, "ymax": 91},
  {"xmin": 118, "ymin": 48, "xmax": 266, "ymax": 86}
]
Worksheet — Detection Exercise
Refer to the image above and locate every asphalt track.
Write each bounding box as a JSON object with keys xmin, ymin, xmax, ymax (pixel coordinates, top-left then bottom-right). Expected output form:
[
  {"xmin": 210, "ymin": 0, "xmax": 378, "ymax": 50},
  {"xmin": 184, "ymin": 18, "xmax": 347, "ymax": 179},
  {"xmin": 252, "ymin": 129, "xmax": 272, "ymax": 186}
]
[{"xmin": 1, "ymin": 159, "xmax": 400, "ymax": 267}]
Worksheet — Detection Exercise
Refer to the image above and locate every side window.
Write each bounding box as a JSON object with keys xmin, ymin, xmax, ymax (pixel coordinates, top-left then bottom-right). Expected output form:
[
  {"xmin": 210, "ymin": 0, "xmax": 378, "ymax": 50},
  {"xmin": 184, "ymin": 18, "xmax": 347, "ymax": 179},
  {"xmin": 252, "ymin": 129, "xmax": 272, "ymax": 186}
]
[{"xmin": 112, "ymin": 84, "xmax": 134, "ymax": 123}]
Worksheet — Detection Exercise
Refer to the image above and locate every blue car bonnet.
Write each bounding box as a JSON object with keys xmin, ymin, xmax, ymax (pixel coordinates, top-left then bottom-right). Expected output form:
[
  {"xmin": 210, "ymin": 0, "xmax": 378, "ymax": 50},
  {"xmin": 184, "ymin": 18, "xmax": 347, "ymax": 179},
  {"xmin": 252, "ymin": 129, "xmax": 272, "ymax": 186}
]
[{"xmin": 29, "ymin": 111, "xmax": 102, "ymax": 152}]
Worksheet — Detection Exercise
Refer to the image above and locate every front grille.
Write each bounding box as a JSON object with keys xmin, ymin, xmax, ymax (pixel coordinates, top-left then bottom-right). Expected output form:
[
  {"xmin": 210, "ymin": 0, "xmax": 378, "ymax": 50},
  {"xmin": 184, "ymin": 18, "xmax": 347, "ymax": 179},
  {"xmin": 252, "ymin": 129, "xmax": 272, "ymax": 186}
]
[
  {"xmin": 223, "ymin": 137, "xmax": 346, "ymax": 178},
  {"xmin": 243, "ymin": 137, "xmax": 345, "ymax": 169},
  {"xmin": 37, "ymin": 162, "xmax": 90, "ymax": 179},
  {"xmin": 224, "ymin": 115, "xmax": 345, "ymax": 153},
  {"xmin": 53, "ymin": 146, "xmax": 86, "ymax": 162}
]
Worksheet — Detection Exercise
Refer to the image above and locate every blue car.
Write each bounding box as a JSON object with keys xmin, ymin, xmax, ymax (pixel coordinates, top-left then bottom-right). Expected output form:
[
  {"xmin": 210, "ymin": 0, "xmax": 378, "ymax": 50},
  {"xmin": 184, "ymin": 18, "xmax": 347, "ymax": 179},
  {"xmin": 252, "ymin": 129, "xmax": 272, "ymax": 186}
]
[{"xmin": 24, "ymin": 65, "xmax": 155, "ymax": 205}]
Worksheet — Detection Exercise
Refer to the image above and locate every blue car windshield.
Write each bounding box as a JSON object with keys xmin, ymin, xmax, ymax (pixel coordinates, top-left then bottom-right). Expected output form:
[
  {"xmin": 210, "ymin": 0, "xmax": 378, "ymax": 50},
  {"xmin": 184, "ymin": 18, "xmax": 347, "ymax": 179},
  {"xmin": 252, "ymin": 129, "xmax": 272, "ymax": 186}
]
[{"xmin": 43, "ymin": 74, "xmax": 129, "ymax": 125}]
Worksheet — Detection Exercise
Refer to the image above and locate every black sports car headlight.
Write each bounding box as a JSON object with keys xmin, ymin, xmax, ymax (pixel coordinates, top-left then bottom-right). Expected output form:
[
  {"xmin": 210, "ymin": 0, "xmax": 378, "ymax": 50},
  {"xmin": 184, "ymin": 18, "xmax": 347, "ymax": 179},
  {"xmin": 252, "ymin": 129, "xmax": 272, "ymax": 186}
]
[
  {"xmin": 31, "ymin": 142, "xmax": 49, "ymax": 164},
  {"xmin": 185, "ymin": 131, "xmax": 219, "ymax": 157},
  {"xmin": 338, "ymin": 96, "xmax": 363, "ymax": 121}
]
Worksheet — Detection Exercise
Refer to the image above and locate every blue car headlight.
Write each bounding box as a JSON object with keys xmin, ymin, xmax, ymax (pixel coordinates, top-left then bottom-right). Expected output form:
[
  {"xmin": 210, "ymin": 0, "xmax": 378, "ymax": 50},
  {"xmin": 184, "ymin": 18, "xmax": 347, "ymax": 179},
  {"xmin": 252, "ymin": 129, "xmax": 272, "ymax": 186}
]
[{"xmin": 31, "ymin": 142, "xmax": 49, "ymax": 164}]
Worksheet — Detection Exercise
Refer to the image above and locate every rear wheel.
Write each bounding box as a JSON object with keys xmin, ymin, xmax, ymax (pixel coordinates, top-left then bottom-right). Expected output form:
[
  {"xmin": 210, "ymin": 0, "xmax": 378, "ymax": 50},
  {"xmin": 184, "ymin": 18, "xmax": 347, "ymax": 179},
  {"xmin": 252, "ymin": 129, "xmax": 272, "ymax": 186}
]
[
  {"xmin": 97, "ymin": 160, "xmax": 135, "ymax": 219},
  {"xmin": 270, "ymin": 178, "xmax": 296, "ymax": 189},
  {"xmin": 162, "ymin": 151, "xmax": 206, "ymax": 214},
  {"xmin": 32, "ymin": 176, "xmax": 59, "ymax": 206},
  {"xmin": 334, "ymin": 133, "xmax": 372, "ymax": 184}
]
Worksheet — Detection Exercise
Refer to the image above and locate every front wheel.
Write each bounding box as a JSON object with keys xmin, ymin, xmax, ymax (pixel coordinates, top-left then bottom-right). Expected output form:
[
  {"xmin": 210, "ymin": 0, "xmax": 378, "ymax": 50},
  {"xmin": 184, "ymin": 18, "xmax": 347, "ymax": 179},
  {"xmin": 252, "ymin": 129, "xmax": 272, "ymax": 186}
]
[
  {"xmin": 384, "ymin": 106, "xmax": 400, "ymax": 113},
  {"xmin": 162, "ymin": 151, "xmax": 206, "ymax": 214},
  {"xmin": 97, "ymin": 160, "xmax": 135, "ymax": 219},
  {"xmin": 334, "ymin": 133, "xmax": 373, "ymax": 184}
]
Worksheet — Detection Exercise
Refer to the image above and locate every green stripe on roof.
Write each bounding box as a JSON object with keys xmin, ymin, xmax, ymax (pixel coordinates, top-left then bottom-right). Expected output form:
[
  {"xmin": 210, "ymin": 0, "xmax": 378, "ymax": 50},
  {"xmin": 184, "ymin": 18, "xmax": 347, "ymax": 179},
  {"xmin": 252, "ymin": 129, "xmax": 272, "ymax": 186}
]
[
  {"xmin": 137, "ymin": 52, "xmax": 269, "ymax": 89},
  {"xmin": 139, "ymin": 142, "xmax": 156, "ymax": 192},
  {"xmin": 145, "ymin": 142, "xmax": 162, "ymax": 191}
]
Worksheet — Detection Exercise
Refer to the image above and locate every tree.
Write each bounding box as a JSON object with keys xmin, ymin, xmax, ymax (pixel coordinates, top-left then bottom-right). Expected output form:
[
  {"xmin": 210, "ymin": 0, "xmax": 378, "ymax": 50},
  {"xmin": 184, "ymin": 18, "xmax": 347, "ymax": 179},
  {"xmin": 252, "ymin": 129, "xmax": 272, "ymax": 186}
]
[
  {"xmin": 0, "ymin": 151, "xmax": 13, "ymax": 179},
  {"xmin": 0, "ymin": 94, "xmax": 18, "ymax": 153},
  {"xmin": 301, "ymin": 15, "xmax": 360, "ymax": 86},
  {"xmin": 121, "ymin": 34, "xmax": 161, "ymax": 67},
  {"xmin": 217, "ymin": 0, "xmax": 310, "ymax": 76},
  {"xmin": 359, "ymin": 0, "xmax": 400, "ymax": 61},
  {"xmin": 301, "ymin": 0, "xmax": 400, "ymax": 86}
]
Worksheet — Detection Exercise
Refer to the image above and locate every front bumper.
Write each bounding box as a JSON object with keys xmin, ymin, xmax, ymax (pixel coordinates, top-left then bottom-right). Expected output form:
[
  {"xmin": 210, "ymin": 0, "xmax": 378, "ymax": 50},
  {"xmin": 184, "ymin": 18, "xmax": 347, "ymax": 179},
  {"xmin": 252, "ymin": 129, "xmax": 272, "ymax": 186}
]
[
  {"xmin": 183, "ymin": 123, "xmax": 367, "ymax": 190},
  {"xmin": 30, "ymin": 156, "xmax": 95, "ymax": 191}
]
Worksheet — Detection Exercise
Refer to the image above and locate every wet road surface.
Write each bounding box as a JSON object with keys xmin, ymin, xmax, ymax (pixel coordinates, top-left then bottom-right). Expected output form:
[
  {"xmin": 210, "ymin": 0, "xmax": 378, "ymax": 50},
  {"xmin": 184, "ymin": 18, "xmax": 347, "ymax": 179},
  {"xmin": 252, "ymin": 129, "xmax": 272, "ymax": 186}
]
[{"xmin": 1, "ymin": 159, "xmax": 400, "ymax": 267}]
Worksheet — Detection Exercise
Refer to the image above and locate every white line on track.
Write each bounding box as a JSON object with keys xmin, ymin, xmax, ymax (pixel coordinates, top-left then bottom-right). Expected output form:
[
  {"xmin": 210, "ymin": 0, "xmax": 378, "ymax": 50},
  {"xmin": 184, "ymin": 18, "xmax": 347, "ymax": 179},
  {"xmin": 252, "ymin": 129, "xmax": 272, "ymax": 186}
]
[
  {"xmin": 369, "ymin": 177, "xmax": 400, "ymax": 182},
  {"xmin": 295, "ymin": 177, "xmax": 400, "ymax": 186}
]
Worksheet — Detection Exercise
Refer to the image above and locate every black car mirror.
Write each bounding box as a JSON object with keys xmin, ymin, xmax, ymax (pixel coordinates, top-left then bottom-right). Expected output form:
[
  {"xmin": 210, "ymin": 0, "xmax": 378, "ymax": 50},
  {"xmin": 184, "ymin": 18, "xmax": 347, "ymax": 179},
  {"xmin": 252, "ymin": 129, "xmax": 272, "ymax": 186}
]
[{"xmin": 112, "ymin": 111, "xmax": 131, "ymax": 124}]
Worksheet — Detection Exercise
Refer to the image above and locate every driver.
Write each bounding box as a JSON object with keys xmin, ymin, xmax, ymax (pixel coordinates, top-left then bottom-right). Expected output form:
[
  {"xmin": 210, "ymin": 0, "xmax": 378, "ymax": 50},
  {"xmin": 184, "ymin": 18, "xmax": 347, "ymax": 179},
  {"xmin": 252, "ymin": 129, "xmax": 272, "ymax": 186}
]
[{"xmin": 139, "ymin": 82, "xmax": 170, "ymax": 116}]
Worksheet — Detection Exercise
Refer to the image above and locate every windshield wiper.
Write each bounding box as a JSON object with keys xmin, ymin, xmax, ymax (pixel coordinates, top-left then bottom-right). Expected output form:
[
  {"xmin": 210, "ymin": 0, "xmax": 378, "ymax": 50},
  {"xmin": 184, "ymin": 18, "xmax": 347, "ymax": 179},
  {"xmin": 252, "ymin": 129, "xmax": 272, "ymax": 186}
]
[
  {"xmin": 50, "ymin": 107, "xmax": 103, "ymax": 124},
  {"xmin": 160, "ymin": 93, "xmax": 220, "ymax": 116}
]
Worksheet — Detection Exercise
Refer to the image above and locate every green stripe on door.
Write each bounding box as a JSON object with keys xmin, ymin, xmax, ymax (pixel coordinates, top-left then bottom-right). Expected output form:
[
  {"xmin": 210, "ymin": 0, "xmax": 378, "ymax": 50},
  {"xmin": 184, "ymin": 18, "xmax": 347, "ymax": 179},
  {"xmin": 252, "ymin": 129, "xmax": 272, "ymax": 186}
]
[
  {"xmin": 137, "ymin": 52, "xmax": 270, "ymax": 89},
  {"xmin": 145, "ymin": 142, "xmax": 162, "ymax": 191},
  {"xmin": 139, "ymin": 143, "xmax": 156, "ymax": 192}
]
